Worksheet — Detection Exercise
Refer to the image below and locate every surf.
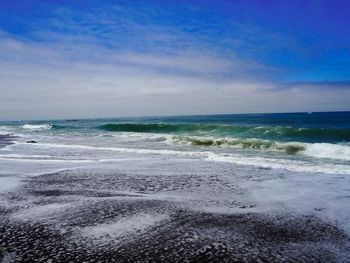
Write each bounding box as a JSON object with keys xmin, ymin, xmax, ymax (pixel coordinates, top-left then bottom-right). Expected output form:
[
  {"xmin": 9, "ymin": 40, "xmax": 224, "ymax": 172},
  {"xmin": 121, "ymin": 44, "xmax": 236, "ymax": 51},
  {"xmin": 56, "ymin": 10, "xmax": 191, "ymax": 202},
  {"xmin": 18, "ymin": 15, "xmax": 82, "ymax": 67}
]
[
  {"xmin": 22, "ymin": 124, "xmax": 53, "ymax": 130},
  {"xmin": 98, "ymin": 123, "xmax": 350, "ymax": 143},
  {"xmin": 171, "ymin": 136, "xmax": 306, "ymax": 154},
  {"xmin": 12, "ymin": 141, "xmax": 350, "ymax": 174}
]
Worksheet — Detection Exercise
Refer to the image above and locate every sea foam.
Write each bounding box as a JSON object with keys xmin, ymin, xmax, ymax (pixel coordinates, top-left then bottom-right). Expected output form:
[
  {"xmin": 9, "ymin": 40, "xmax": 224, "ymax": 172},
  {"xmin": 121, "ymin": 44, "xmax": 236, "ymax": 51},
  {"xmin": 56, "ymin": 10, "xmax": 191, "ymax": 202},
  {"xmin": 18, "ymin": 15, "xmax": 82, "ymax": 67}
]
[
  {"xmin": 303, "ymin": 143, "xmax": 350, "ymax": 161},
  {"xmin": 20, "ymin": 141, "xmax": 350, "ymax": 174},
  {"xmin": 22, "ymin": 124, "xmax": 52, "ymax": 130}
]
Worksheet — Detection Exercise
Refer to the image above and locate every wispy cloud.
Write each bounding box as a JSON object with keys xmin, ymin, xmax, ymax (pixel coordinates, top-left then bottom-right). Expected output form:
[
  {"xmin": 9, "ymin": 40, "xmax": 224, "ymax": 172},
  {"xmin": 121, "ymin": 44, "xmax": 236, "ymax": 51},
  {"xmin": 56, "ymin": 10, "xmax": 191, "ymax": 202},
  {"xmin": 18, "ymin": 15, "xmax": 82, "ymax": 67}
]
[
  {"xmin": 278, "ymin": 81, "xmax": 350, "ymax": 91},
  {"xmin": 0, "ymin": 1, "xmax": 349, "ymax": 120}
]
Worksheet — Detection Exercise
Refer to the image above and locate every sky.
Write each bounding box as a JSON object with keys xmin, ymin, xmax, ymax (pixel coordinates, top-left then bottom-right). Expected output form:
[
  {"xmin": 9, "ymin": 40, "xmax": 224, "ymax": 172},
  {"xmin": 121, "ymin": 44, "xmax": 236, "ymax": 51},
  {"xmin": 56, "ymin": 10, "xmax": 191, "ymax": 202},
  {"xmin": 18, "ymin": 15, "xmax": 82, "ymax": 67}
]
[{"xmin": 0, "ymin": 0, "xmax": 350, "ymax": 120}]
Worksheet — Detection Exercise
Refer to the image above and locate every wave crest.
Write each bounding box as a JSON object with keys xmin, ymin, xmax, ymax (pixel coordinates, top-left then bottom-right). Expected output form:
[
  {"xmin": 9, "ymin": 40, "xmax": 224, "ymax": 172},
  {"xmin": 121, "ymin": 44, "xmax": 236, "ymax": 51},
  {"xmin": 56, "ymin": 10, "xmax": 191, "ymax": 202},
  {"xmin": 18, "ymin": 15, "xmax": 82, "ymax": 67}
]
[
  {"xmin": 172, "ymin": 136, "xmax": 306, "ymax": 154},
  {"xmin": 22, "ymin": 124, "xmax": 53, "ymax": 130},
  {"xmin": 98, "ymin": 123, "xmax": 350, "ymax": 142},
  {"xmin": 22, "ymin": 124, "xmax": 67, "ymax": 130},
  {"xmin": 20, "ymin": 141, "xmax": 350, "ymax": 173}
]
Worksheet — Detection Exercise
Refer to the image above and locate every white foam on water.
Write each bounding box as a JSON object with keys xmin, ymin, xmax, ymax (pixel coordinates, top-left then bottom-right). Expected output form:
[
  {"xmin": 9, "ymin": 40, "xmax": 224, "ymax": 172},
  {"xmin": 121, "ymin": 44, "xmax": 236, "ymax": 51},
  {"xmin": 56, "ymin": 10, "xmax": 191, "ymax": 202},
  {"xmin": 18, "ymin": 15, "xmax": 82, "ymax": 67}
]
[
  {"xmin": 0, "ymin": 156, "xmax": 97, "ymax": 163},
  {"xmin": 170, "ymin": 135, "xmax": 350, "ymax": 161},
  {"xmin": 303, "ymin": 143, "xmax": 350, "ymax": 161},
  {"xmin": 17, "ymin": 142, "xmax": 350, "ymax": 174},
  {"xmin": 244, "ymin": 172, "xmax": 350, "ymax": 233},
  {"xmin": 0, "ymin": 157, "xmax": 89, "ymax": 178},
  {"xmin": 20, "ymin": 142, "xmax": 191, "ymax": 156},
  {"xmin": 79, "ymin": 213, "xmax": 169, "ymax": 243},
  {"xmin": 0, "ymin": 126, "xmax": 17, "ymax": 134},
  {"xmin": 22, "ymin": 124, "xmax": 52, "ymax": 130},
  {"xmin": 0, "ymin": 153, "xmax": 54, "ymax": 158},
  {"xmin": 206, "ymin": 152, "xmax": 350, "ymax": 175},
  {"xmin": 0, "ymin": 177, "xmax": 22, "ymax": 193},
  {"xmin": 0, "ymin": 130, "xmax": 10, "ymax": 135},
  {"xmin": 109, "ymin": 132, "xmax": 171, "ymax": 141}
]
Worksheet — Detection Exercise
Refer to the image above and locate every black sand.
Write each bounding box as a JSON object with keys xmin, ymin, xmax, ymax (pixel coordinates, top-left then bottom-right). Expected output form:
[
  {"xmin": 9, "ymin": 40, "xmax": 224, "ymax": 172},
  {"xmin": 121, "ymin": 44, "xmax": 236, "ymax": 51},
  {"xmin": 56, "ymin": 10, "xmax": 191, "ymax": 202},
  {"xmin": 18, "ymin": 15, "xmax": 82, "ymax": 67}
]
[{"xmin": 1, "ymin": 167, "xmax": 349, "ymax": 262}]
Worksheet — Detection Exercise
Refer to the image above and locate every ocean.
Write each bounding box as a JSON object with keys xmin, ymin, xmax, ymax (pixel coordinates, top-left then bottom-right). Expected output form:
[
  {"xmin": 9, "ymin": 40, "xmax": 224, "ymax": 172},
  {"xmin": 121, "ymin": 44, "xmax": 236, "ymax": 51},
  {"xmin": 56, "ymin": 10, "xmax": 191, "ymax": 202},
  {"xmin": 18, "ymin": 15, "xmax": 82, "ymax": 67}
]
[
  {"xmin": 1, "ymin": 111, "xmax": 350, "ymax": 261},
  {"xmin": 1, "ymin": 111, "xmax": 350, "ymax": 174}
]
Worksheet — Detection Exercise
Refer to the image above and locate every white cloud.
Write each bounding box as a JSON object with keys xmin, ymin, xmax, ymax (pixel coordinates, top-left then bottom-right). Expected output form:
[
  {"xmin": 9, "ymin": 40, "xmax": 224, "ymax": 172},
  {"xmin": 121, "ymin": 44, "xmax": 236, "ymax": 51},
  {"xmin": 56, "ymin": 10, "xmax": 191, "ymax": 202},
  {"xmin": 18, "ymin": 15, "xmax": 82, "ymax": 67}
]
[{"xmin": 0, "ymin": 33, "xmax": 349, "ymax": 120}]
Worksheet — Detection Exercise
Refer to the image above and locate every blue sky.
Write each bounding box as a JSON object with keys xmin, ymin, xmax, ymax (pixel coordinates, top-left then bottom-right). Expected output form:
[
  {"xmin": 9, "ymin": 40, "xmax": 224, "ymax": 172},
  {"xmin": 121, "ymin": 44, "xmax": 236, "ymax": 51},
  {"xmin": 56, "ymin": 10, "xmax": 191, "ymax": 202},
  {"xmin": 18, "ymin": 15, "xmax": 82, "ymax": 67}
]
[{"xmin": 0, "ymin": 0, "xmax": 349, "ymax": 120}]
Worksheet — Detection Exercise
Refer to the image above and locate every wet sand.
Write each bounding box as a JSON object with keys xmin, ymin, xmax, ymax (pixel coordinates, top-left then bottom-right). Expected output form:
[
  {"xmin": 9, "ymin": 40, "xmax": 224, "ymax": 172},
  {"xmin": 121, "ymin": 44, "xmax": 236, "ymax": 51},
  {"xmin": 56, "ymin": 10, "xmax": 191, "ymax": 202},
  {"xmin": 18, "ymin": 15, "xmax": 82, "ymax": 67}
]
[{"xmin": 1, "ymin": 167, "xmax": 349, "ymax": 262}]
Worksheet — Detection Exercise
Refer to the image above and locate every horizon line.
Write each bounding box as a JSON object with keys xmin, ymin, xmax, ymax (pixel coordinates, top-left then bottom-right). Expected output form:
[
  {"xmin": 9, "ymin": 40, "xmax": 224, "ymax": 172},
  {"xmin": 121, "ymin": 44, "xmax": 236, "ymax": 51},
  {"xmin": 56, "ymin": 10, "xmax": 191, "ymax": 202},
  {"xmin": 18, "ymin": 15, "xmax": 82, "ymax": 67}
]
[{"xmin": 1, "ymin": 110, "xmax": 350, "ymax": 123}]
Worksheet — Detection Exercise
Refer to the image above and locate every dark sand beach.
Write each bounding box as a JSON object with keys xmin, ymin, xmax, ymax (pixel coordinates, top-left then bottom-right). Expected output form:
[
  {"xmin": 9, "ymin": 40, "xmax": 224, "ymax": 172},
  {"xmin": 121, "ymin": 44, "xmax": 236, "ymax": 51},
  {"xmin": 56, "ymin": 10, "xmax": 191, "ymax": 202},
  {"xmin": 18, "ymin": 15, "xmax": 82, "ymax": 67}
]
[{"xmin": 1, "ymin": 161, "xmax": 349, "ymax": 262}]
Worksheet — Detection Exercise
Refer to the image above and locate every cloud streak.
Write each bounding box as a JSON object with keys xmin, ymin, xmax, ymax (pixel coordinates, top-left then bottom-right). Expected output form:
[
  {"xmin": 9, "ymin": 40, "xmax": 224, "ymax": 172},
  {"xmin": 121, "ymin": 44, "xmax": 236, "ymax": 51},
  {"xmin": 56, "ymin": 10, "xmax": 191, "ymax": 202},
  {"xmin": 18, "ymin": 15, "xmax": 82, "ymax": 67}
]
[
  {"xmin": 1, "ymin": 32, "xmax": 349, "ymax": 120},
  {"xmin": 0, "ymin": 1, "xmax": 349, "ymax": 120}
]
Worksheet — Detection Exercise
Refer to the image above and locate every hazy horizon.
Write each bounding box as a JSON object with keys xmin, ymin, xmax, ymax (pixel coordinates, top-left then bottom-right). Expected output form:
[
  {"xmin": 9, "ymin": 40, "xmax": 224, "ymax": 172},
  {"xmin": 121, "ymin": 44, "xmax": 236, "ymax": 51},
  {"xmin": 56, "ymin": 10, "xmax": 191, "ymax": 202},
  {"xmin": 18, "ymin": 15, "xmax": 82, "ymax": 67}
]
[{"xmin": 2, "ymin": 109, "xmax": 350, "ymax": 122}]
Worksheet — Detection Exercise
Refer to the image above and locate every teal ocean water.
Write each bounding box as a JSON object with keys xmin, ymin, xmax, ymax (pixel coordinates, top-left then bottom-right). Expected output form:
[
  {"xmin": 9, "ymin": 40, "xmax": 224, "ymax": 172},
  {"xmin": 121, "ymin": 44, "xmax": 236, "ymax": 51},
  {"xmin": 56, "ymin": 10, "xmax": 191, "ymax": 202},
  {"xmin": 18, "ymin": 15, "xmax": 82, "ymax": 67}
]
[{"xmin": 1, "ymin": 111, "xmax": 350, "ymax": 174}]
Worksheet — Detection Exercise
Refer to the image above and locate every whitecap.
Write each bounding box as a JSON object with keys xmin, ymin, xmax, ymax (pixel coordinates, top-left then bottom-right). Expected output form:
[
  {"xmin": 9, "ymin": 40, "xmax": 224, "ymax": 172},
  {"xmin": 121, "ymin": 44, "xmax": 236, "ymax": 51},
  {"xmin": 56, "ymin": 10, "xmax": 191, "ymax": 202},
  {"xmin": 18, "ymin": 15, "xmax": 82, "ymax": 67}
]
[
  {"xmin": 22, "ymin": 124, "xmax": 52, "ymax": 130},
  {"xmin": 303, "ymin": 143, "xmax": 350, "ymax": 161}
]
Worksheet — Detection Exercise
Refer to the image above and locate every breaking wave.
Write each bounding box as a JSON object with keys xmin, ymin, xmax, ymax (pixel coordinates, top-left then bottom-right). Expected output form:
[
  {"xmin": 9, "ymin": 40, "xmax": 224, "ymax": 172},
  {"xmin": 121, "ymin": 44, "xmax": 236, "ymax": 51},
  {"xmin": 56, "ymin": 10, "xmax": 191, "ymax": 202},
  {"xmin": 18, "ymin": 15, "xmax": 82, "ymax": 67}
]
[
  {"xmin": 22, "ymin": 124, "xmax": 53, "ymax": 130},
  {"xmin": 99, "ymin": 123, "xmax": 350, "ymax": 142},
  {"xmin": 22, "ymin": 124, "xmax": 67, "ymax": 131},
  {"xmin": 171, "ymin": 136, "xmax": 350, "ymax": 160},
  {"xmin": 19, "ymin": 141, "xmax": 350, "ymax": 173},
  {"xmin": 172, "ymin": 136, "xmax": 306, "ymax": 154},
  {"xmin": 303, "ymin": 143, "xmax": 350, "ymax": 161}
]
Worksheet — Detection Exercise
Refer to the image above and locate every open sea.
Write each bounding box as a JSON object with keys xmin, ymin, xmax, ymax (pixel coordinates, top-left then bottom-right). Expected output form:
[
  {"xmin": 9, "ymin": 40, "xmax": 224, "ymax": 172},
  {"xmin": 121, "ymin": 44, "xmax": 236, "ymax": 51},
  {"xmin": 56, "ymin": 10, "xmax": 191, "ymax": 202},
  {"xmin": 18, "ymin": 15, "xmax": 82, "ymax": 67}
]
[{"xmin": 1, "ymin": 111, "xmax": 350, "ymax": 262}]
